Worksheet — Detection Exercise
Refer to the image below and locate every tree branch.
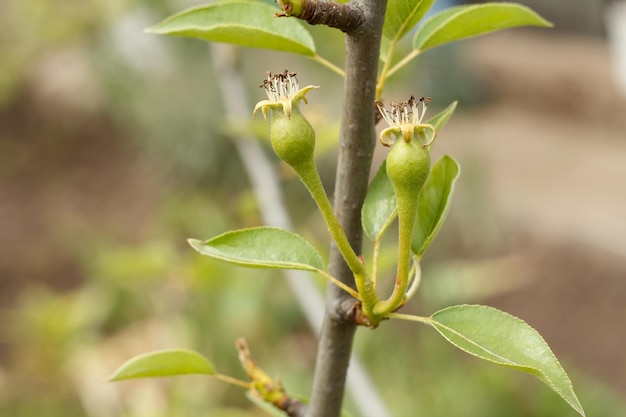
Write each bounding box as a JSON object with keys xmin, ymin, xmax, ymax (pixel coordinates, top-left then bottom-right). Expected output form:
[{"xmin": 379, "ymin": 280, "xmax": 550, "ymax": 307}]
[
  {"xmin": 277, "ymin": 0, "xmax": 363, "ymax": 32},
  {"xmin": 236, "ymin": 338, "xmax": 307, "ymax": 417},
  {"xmin": 306, "ymin": 1, "xmax": 388, "ymax": 416}
]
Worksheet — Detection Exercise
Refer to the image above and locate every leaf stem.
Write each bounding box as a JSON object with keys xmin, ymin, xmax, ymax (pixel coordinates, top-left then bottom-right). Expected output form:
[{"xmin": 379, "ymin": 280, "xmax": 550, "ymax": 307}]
[
  {"xmin": 387, "ymin": 312, "xmax": 431, "ymax": 325},
  {"xmin": 316, "ymin": 269, "xmax": 362, "ymax": 300},
  {"xmin": 214, "ymin": 373, "xmax": 252, "ymax": 389},
  {"xmin": 372, "ymin": 190, "xmax": 417, "ymax": 316},
  {"xmin": 404, "ymin": 257, "xmax": 421, "ymax": 301},
  {"xmin": 296, "ymin": 160, "xmax": 362, "ymax": 274},
  {"xmin": 386, "ymin": 49, "xmax": 420, "ymax": 79},
  {"xmin": 294, "ymin": 159, "xmax": 378, "ymax": 310},
  {"xmin": 375, "ymin": 38, "xmax": 397, "ymax": 100},
  {"xmin": 312, "ymin": 54, "xmax": 345, "ymax": 77},
  {"xmin": 371, "ymin": 239, "xmax": 381, "ymax": 289}
]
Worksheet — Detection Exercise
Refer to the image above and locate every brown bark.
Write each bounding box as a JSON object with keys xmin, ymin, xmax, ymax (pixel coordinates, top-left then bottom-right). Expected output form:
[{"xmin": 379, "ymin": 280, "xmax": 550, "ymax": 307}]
[
  {"xmin": 305, "ymin": 1, "xmax": 388, "ymax": 416},
  {"xmin": 277, "ymin": 0, "xmax": 364, "ymax": 32}
]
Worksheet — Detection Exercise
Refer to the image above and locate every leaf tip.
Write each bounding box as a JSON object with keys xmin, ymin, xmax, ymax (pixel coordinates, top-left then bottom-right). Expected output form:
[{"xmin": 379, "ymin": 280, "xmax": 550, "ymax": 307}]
[
  {"xmin": 107, "ymin": 368, "xmax": 129, "ymax": 382},
  {"xmin": 533, "ymin": 15, "xmax": 554, "ymax": 29},
  {"xmin": 143, "ymin": 25, "xmax": 160, "ymax": 34},
  {"xmin": 187, "ymin": 238, "xmax": 203, "ymax": 250}
]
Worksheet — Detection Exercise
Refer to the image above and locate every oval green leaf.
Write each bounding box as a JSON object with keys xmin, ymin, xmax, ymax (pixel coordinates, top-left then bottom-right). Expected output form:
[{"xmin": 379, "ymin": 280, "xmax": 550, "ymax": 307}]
[
  {"xmin": 430, "ymin": 305, "xmax": 585, "ymax": 417},
  {"xmin": 146, "ymin": 0, "xmax": 315, "ymax": 56},
  {"xmin": 413, "ymin": 3, "xmax": 552, "ymax": 53},
  {"xmin": 383, "ymin": 0, "xmax": 436, "ymax": 41},
  {"xmin": 411, "ymin": 155, "xmax": 460, "ymax": 256},
  {"xmin": 188, "ymin": 226, "xmax": 323, "ymax": 271},
  {"xmin": 362, "ymin": 160, "xmax": 397, "ymax": 241},
  {"xmin": 109, "ymin": 349, "xmax": 216, "ymax": 381}
]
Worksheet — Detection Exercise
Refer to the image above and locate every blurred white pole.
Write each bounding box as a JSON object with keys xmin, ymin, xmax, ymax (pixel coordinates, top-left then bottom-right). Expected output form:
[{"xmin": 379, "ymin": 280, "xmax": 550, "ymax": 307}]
[
  {"xmin": 210, "ymin": 43, "xmax": 391, "ymax": 417},
  {"xmin": 605, "ymin": 1, "xmax": 626, "ymax": 96}
]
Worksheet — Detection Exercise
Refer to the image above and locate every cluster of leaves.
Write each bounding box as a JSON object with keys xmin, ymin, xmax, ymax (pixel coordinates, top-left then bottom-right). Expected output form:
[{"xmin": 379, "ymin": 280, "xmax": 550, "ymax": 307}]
[{"xmin": 111, "ymin": 1, "xmax": 585, "ymax": 416}]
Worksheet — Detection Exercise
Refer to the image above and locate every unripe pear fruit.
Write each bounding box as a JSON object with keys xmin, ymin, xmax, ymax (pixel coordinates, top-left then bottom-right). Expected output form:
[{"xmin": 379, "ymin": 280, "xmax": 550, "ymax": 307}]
[
  {"xmin": 270, "ymin": 107, "xmax": 315, "ymax": 170},
  {"xmin": 386, "ymin": 139, "xmax": 430, "ymax": 216}
]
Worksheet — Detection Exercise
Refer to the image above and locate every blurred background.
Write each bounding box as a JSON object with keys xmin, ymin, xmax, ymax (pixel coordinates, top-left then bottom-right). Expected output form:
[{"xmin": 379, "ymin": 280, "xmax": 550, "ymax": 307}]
[{"xmin": 1, "ymin": 0, "xmax": 625, "ymax": 416}]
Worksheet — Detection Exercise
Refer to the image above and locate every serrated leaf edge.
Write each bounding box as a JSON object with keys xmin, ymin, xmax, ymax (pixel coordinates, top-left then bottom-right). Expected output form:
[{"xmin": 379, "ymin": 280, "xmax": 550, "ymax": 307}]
[
  {"xmin": 188, "ymin": 226, "xmax": 324, "ymax": 271},
  {"xmin": 412, "ymin": 5, "xmax": 465, "ymax": 51},
  {"xmin": 430, "ymin": 305, "xmax": 585, "ymax": 416},
  {"xmin": 149, "ymin": 23, "xmax": 314, "ymax": 54},
  {"xmin": 146, "ymin": 0, "xmax": 315, "ymax": 55},
  {"xmin": 413, "ymin": 3, "xmax": 552, "ymax": 52},
  {"xmin": 109, "ymin": 348, "xmax": 216, "ymax": 381}
]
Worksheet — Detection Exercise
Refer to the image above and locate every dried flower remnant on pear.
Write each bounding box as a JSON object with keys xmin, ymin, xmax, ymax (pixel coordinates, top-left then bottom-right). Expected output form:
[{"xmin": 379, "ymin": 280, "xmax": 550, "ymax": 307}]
[
  {"xmin": 376, "ymin": 96, "xmax": 434, "ymax": 147},
  {"xmin": 253, "ymin": 70, "xmax": 318, "ymax": 120},
  {"xmin": 253, "ymin": 71, "xmax": 318, "ymax": 169}
]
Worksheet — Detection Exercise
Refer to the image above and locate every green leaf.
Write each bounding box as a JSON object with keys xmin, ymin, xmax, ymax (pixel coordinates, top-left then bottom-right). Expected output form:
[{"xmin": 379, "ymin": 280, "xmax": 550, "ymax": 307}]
[
  {"xmin": 109, "ymin": 349, "xmax": 216, "ymax": 381},
  {"xmin": 383, "ymin": 0, "xmax": 436, "ymax": 41},
  {"xmin": 188, "ymin": 226, "xmax": 323, "ymax": 271},
  {"xmin": 146, "ymin": 0, "xmax": 315, "ymax": 56},
  {"xmin": 423, "ymin": 100, "xmax": 457, "ymax": 145},
  {"xmin": 362, "ymin": 161, "xmax": 396, "ymax": 241},
  {"xmin": 411, "ymin": 155, "xmax": 460, "ymax": 256},
  {"xmin": 429, "ymin": 100, "xmax": 458, "ymax": 132},
  {"xmin": 413, "ymin": 3, "xmax": 552, "ymax": 52},
  {"xmin": 430, "ymin": 305, "xmax": 585, "ymax": 417}
]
